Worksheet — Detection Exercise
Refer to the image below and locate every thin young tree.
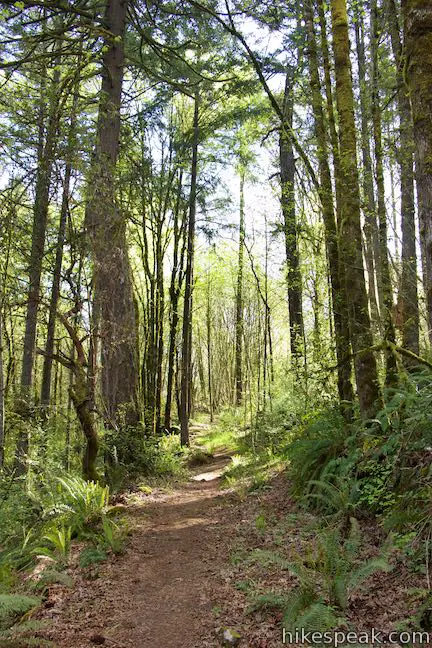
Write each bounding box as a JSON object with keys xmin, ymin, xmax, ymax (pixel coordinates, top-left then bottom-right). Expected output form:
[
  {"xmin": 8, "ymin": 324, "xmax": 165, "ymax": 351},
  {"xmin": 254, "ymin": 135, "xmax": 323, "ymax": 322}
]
[{"xmin": 180, "ymin": 89, "xmax": 200, "ymax": 446}]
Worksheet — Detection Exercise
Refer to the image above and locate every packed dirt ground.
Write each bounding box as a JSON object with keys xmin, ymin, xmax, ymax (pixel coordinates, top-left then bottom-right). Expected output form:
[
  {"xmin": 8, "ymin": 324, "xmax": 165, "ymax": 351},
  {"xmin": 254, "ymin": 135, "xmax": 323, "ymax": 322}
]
[{"xmin": 35, "ymin": 455, "xmax": 426, "ymax": 648}]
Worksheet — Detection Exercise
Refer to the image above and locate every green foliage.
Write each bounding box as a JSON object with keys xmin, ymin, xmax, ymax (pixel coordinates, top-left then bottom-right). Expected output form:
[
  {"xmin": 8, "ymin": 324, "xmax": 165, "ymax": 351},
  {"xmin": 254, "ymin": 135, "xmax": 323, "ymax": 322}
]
[
  {"xmin": 0, "ymin": 594, "xmax": 40, "ymax": 624},
  {"xmin": 248, "ymin": 519, "xmax": 390, "ymax": 634},
  {"xmin": 79, "ymin": 546, "xmax": 108, "ymax": 569},
  {"xmin": 0, "ymin": 479, "xmax": 42, "ymax": 557},
  {"xmin": 100, "ymin": 515, "xmax": 125, "ymax": 555},
  {"xmin": 248, "ymin": 591, "xmax": 291, "ymax": 613},
  {"xmin": 43, "ymin": 476, "xmax": 109, "ymax": 530},
  {"xmin": 104, "ymin": 432, "xmax": 187, "ymax": 484},
  {"xmin": 38, "ymin": 526, "xmax": 72, "ymax": 560},
  {"xmin": 32, "ymin": 569, "xmax": 73, "ymax": 591},
  {"xmin": 197, "ymin": 409, "xmax": 243, "ymax": 454},
  {"xmin": 303, "ymin": 477, "xmax": 362, "ymax": 524},
  {"xmin": 186, "ymin": 448, "xmax": 214, "ymax": 467},
  {"xmin": 0, "ymin": 619, "xmax": 52, "ymax": 648},
  {"xmin": 254, "ymin": 513, "xmax": 267, "ymax": 533},
  {"xmin": 284, "ymin": 600, "xmax": 340, "ymax": 635},
  {"xmin": 0, "ymin": 528, "xmax": 39, "ymax": 573},
  {"xmin": 0, "ymin": 564, "xmax": 17, "ymax": 593},
  {"xmin": 284, "ymin": 405, "xmax": 351, "ymax": 496}
]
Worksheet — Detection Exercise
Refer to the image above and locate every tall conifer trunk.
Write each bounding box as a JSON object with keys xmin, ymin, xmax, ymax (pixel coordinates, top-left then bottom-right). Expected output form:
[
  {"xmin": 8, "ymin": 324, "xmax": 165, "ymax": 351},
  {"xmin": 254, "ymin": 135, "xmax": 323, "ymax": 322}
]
[
  {"xmin": 41, "ymin": 74, "xmax": 80, "ymax": 409},
  {"xmin": 354, "ymin": 8, "xmax": 381, "ymax": 324},
  {"xmin": 0, "ymin": 297, "xmax": 4, "ymax": 469},
  {"xmin": 304, "ymin": 0, "xmax": 354, "ymax": 416},
  {"xmin": 401, "ymin": 0, "xmax": 432, "ymax": 344},
  {"xmin": 388, "ymin": 0, "xmax": 419, "ymax": 362},
  {"xmin": 86, "ymin": 0, "xmax": 139, "ymax": 429},
  {"xmin": 370, "ymin": 0, "xmax": 397, "ymax": 385},
  {"xmin": 180, "ymin": 91, "xmax": 199, "ymax": 446},
  {"xmin": 234, "ymin": 170, "xmax": 245, "ymax": 406},
  {"xmin": 280, "ymin": 68, "xmax": 304, "ymax": 364},
  {"xmin": 330, "ymin": 0, "xmax": 382, "ymax": 418},
  {"xmin": 15, "ymin": 64, "xmax": 61, "ymax": 473}
]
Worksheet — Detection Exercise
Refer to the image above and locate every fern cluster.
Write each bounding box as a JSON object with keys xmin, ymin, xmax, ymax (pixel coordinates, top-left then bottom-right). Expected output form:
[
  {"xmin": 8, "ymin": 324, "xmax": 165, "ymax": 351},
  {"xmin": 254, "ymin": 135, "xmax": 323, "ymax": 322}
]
[
  {"xmin": 249, "ymin": 519, "xmax": 390, "ymax": 634},
  {"xmin": 0, "ymin": 594, "xmax": 40, "ymax": 625}
]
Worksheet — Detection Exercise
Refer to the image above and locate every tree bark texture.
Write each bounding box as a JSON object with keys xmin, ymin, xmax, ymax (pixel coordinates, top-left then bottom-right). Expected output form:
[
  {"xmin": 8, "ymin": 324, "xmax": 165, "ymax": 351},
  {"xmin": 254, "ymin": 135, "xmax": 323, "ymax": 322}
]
[
  {"xmin": 401, "ymin": 0, "xmax": 432, "ymax": 344},
  {"xmin": 330, "ymin": 0, "xmax": 382, "ymax": 418},
  {"xmin": 180, "ymin": 92, "xmax": 199, "ymax": 446},
  {"xmin": 86, "ymin": 0, "xmax": 139, "ymax": 426},
  {"xmin": 388, "ymin": 0, "xmax": 419, "ymax": 362},
  {"xmin": 280, "ymin": 68, "xmax": 304, "ymax": 364},
  {"xmin": 304, "ymin": 0, "xmax": 354, "ymax": 415},
  {"xmin": 234, "ymin": 170, "xmax": 245, "ymax": 406}
]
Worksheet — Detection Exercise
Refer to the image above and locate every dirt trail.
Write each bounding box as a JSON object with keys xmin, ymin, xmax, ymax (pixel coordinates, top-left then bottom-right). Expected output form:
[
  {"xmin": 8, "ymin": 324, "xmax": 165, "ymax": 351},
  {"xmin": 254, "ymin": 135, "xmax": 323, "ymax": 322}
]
[{"xmin": 41, "ymin": 455, "xmax": 236, "ymax": 648}]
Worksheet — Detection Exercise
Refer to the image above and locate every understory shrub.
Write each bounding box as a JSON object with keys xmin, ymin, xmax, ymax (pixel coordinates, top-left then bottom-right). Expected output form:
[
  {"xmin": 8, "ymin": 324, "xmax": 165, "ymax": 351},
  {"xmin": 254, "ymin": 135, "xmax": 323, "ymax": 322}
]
[
  {"xmin": 278, "ymin": 370, "xmax": 432, "ymax": 566},
  {"xmin": 103, "ymin": 429, "xmax": 186, "ymax": 486}
]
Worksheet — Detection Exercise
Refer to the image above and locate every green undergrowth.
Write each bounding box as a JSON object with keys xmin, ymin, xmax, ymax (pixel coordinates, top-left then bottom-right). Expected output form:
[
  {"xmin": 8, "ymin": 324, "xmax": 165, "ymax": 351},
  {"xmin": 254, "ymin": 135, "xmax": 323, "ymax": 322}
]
[
  {"xmin": 206, "ymin": 371, "xmax": 432, "ymax": 639},
  {"xmin": 193, "ymin": 408, "xmax": 244, "ymax": 455},
  {"xmin": 103, "ymin": 431, "xmax": 189, "ymax": 491},
  {"xmin": 247, "ymin": 518, "xmax": 391, "ymax": 632},
  {"xmin": 0, "ymin": 472, "xmax": 130, "ymax": 644}
]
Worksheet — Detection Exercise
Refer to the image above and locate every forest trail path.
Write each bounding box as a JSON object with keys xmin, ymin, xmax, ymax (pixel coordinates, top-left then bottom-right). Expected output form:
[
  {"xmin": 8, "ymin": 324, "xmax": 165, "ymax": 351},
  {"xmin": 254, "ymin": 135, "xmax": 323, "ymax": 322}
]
[{"xmin": 41, "ymin": 454, "xmax": 237, "ymax": 648}]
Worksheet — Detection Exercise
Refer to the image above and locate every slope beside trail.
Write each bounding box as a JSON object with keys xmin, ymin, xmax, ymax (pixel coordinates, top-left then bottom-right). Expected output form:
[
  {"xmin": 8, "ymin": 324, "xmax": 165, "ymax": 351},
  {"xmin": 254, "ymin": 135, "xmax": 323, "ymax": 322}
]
[
  {"xmin": 36, "ymin": 448, "xmax": 423, "ymax": 648},
  {"xmin": 39, "ymin": 453, "xmax": 240, "ymax": 648}
]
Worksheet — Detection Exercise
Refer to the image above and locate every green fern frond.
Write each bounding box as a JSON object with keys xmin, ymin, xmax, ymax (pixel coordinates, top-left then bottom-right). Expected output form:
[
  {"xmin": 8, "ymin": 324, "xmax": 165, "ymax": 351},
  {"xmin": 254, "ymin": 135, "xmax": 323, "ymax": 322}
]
[
  {"xmin": 247, "ymin": 549, "xmax": 291, "ymax": 570},
  {"xmin": 292, "ymin": 602, "xmax": 341, "ymax": 633},
  {"xmin": 32, "ymin": 569, "xmax": 73, "ymax": 590},
  {"xmin": 343, "ymin": 517, "xmax": 361, "ymax": 557},
  {"xmin": 247, "ymin": 592, "xmax": 289, "ymax": 613},
  {"xmin": 282, "ymin": 588, "xmax": 319, "ymax": 629},
  {"xmin": 347, "ymin": 558, "xmax": 391, "ymax": 598},
  {"xmin": 0, "ymin": 594, "xmax": 40, "ymax": 621}
]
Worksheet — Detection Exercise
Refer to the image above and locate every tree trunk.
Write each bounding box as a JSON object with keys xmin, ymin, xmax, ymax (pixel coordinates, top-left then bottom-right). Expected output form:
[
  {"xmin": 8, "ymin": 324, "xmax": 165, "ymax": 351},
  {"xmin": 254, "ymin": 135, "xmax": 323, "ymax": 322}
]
[
  {"xmin": 0, "ymin": 302, "xmax": 4, "ymax": 469},
  {"xmin": 304, "ymin": 0, "xmax": 354, "ymax": 416},
  {"xmin": 85, "ymin": 0, "xmax": 139, "ymax": 426},
  {"xmin": 180, "ymin": 92, "xmax": 199, "ymax": 446},
  {"xmin": 280, "ymin": 68, "xmax": 304, "ymax": 364},
  {"xmin": 41, "ymin": 156, "xmax": 73, "ymax": 409},
  {"xmin": 388, "ymin": 0, "xmax": 419, "ymax": 362},
  {"xmin": 401, "ymin": 0, "xmax": 431, "ymax": 344},
  {"xmin": 206, "ymin": 267, "xmax": 213, "ymax": 422},
  {"xmin": 330, "ymin": 0, "xmax": 382, "ymax": 418},
  {"xmin": 71, "ymin": 371, "xmax": 99, "ymax": 482},
  {"xmin": 15, "ymin": 65, "xmax": 61, "ymax": 473},
  {"xmin": 164, "ymin": 175, "xmax": 186, "ymax": 430},
  {"xmin": 354, "ymin": 7, "xmax": 381, "ymax": 325},
  {"xmin": 370, "ymin": 0, "xmax": 397, "ymax": 386},
  {"xmin": 234, "ymin": 170, "xmax": 245, "ymax": 406}
]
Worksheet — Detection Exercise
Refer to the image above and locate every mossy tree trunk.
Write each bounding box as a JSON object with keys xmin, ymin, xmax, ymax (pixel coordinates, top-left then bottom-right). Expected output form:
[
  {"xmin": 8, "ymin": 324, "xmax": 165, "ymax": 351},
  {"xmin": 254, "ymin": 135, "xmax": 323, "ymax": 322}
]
[
  {"xmin": 330, "ymin": 0, "xmax": 382, "ymax": 418},
  {"xmin": 234, "ymin": 169, "xmax": 245, "ymax": 406},
  {"xmin": 280, "ymin": 67, "xmax": 304, "ymax": 366},
  {"xmin": 304, "ymin": 0, "xmax": 354, "ymax": 418},
  {"xmin": 86, "ymin": 0, "xmax": 139, "ymax": 428},
  {"xmin": 387, "ymin": 0, "xmax": 419, "ymax": 363},
  {"xmin": 0, "ymin": 295, "xmax": 4, "ymax": 469},
  {"xmin": 15, "ymin": 63, "xmax": 61, "ymax": 474},
  {"xmin": 370, "ymin": 0, "xmax": 397, "ymax": 386},
  {"xmin": 402, "ymin": 0, "xmax": 432, "ymax": 344}
]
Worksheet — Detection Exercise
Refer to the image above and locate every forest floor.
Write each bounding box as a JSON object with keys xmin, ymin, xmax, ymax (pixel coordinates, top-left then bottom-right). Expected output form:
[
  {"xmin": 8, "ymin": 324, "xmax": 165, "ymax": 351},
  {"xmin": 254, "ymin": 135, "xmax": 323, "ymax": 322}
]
[{"xmin": 35, "ymin": 443, "xmax": 427, "ymax": 648}]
